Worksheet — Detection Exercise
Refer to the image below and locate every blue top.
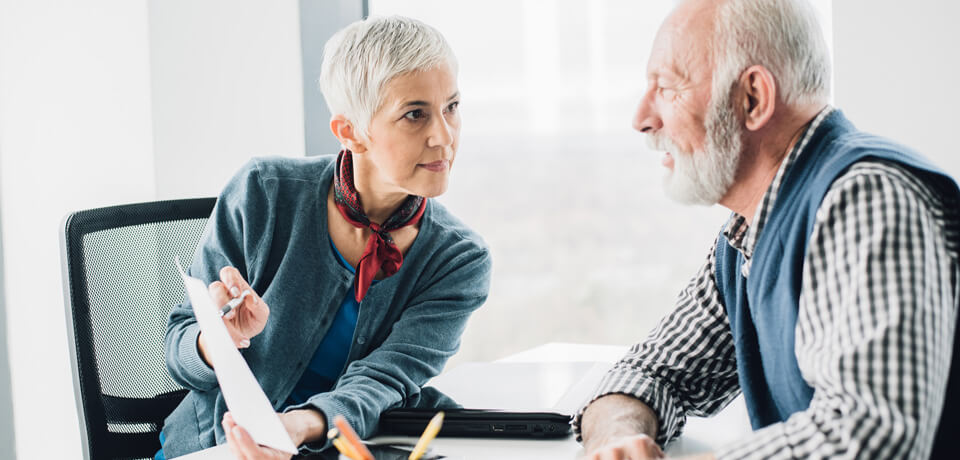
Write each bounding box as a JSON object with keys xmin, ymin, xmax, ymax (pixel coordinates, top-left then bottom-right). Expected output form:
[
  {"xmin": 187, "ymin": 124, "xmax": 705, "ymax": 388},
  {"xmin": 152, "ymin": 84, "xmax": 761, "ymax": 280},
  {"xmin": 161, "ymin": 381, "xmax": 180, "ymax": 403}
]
[
  {"xmin": 161, "ymin": 155, "xmax": 492, "ymax": 458},
  {"xmin": 713, "ymin": 110, "xmax": 960, "ymax": 429},
  {"xmin": 285, "ymin": 238, "xmax": 373, "ymax": 407}
]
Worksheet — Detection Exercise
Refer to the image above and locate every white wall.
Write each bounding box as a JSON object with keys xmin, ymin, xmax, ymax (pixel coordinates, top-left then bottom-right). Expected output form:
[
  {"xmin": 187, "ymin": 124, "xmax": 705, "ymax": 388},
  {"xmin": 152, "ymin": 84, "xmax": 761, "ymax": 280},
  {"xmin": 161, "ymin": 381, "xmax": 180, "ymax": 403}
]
[
  {"xmin": 0, "ymin": 1, "xmax": 157, "ymax": 459},
  {"xmin": 148, "ymin": 0, "xmax": 306, "ymax": 200},
  {"xmin": 0, "ymin": 1, "xmax": 306, "ymax": 459},
  {"xmin": 0, "ymin": 159, "xmax": 16, "ymax": 460},
  {"xmin": 833, "ymin": 0, "xmax": 960, "ymax": 177}
]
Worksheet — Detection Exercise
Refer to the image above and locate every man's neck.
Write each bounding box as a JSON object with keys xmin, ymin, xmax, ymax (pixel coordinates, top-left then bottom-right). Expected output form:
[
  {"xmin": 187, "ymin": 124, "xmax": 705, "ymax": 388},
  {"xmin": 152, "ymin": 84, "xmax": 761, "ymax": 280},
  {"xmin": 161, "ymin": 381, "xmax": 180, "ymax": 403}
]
[{"xmin": 719, "ymin": 103, "xmax": 827, "ymax": 224}]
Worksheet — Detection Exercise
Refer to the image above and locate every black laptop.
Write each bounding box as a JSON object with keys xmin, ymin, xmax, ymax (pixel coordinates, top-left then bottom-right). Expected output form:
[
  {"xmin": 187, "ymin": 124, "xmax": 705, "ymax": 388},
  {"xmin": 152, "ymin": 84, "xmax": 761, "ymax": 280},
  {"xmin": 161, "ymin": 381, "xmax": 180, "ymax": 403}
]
[{"xmin": 378, "ymin": 361, "xmax": 609, "ymax": 439}]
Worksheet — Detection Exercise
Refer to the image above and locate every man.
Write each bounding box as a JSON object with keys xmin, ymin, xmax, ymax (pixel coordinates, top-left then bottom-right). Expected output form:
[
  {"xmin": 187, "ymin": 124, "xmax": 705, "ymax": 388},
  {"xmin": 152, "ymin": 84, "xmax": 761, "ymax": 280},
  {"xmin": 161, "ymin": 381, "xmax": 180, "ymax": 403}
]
[{"xmin": 576, "ymin": 0, "xmax": 960, "ymax": 459}]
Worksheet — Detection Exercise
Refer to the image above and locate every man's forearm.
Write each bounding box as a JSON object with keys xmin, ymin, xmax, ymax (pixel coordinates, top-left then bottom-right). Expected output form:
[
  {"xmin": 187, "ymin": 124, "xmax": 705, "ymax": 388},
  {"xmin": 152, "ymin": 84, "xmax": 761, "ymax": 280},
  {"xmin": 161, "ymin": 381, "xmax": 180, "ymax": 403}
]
[{"xmin": 581, "ymin": 394, "xmax": 660, "ymax": 451}]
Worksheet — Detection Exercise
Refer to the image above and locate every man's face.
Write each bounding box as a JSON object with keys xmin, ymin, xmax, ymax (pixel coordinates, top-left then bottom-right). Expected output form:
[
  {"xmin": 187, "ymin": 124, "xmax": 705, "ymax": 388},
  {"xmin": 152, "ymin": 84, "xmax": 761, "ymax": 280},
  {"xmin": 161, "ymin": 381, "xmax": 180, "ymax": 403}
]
[{"xmin": 634, "ymin": 1, "xmax": 743, "ymax": 205}]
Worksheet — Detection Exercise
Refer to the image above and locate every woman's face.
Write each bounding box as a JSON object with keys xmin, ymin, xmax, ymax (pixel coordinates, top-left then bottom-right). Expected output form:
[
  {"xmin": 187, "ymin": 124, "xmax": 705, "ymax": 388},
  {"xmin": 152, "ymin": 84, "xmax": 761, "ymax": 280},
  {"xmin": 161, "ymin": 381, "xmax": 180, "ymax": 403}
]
[{"xmin": 358, "ymin": 62, "xmax": 460, "ymax": 198}]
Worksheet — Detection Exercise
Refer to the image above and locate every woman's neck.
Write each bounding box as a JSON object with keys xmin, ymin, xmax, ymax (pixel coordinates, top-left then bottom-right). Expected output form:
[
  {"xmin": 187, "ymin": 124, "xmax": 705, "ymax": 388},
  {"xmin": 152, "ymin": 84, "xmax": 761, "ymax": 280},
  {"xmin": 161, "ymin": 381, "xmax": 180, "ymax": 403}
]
[
  {"xmin": 355, "ymin": 187, "xmax": 408, "ymax": 224},
  {"xmin": 351, "ymin": 162, "xmax": 409, "ymax": 225}
]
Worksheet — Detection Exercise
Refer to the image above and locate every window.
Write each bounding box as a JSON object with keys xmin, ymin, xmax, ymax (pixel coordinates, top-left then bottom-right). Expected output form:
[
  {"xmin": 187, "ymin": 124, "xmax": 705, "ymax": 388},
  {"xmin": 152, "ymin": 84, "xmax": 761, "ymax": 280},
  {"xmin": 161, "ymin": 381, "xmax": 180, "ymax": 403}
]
[{"xmin": 369, "ymin": 1, "xmax": 833, "ymax": 363}]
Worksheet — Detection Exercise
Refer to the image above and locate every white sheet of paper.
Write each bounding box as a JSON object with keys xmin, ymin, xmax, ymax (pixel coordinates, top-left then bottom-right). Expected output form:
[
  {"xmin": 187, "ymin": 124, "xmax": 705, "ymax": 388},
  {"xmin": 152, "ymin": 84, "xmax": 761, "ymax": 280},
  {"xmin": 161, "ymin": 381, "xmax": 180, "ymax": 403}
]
[{"xmin": 175, "ymin": 259, "xmax": 298, "ymax": 455}]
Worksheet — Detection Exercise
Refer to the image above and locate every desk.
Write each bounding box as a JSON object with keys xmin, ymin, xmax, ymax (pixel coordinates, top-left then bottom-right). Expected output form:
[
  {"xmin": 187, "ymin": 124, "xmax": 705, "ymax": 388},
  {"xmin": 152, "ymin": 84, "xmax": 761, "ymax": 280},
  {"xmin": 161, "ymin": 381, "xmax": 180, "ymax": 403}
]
[
  {"xmin": 180, "ymin": 343, "xmax": 752, "ymax": 460},
  {"xmin": 367, "ymin": 342, "xmax": 752, "ymax": 459}
]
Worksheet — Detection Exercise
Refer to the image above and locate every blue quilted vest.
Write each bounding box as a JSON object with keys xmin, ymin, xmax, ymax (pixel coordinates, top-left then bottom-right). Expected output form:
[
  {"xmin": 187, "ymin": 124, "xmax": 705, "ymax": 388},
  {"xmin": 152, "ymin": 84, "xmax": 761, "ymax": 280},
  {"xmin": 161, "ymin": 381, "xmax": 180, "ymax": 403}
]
[{"xmin": 713, "ymin": 110, "xmax": 960, "ymax": 429}]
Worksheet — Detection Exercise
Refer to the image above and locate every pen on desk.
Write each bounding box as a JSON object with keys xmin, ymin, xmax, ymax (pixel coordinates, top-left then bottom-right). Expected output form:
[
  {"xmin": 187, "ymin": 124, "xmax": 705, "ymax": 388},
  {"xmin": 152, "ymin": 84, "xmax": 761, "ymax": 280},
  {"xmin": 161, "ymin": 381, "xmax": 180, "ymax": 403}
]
[
  {"xmin": 328, "ymin": 428, "xmax": 362, "ymax": 460},
  {"xmin": 408, "ymin": 411, "xmax": 444, "ymax": 460},
  {"xmin": 219, "ymin": 289, "xmax": 251, "ymax": 318},
  {"xmin": 333, "ymin": 415, "xmax": 375, "ymax": 460}
]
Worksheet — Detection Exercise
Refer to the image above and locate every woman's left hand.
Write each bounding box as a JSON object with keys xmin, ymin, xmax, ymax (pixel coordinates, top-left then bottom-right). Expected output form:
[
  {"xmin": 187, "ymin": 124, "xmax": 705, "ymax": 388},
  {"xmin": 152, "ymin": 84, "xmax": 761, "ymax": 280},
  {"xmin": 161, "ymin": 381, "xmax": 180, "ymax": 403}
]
[{"xmin": 222, "ymin": 412, "xmax": 295, "ymax": 460}]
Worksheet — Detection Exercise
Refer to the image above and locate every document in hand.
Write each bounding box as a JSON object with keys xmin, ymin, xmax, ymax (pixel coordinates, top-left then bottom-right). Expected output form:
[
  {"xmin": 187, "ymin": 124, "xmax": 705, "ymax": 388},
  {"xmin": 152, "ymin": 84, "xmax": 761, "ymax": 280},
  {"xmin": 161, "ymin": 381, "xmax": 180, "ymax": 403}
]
[{"xmin": 175, "ymin": 259, "xmax": 298, "ymax": 455}]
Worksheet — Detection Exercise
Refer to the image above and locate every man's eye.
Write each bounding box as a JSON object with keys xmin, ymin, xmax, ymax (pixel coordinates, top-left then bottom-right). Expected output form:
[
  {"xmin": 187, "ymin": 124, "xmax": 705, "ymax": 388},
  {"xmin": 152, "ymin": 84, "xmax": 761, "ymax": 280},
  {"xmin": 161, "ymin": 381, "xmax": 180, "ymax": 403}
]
[
  {"xmin": 658, "ymin": 87, "xmax": 676, "ymax": 98},
  {"xmin": 403, "ymin": 109, "xmax": 425, "ymax": 121}
]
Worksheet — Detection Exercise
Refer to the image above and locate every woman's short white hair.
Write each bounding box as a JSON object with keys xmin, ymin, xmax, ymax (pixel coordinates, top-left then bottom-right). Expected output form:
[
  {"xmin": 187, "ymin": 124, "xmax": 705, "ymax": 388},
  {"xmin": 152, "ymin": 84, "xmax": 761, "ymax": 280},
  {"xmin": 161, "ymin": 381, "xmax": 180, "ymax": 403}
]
[
  {"xmin": 319, "ymin": 15, "xmax": 457, "ymax": 142},
  {"xmin": 712, "ymin": 0, "xmax": 831, "ymax": 107}
]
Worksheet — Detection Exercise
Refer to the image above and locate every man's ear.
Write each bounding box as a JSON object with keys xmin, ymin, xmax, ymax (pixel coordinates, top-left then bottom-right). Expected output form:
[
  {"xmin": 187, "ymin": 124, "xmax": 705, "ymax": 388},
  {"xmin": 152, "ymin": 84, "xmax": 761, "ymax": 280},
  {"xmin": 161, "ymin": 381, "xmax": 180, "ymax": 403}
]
[
  {"xmin": 330, "ymin": 115, "xmax": 368, "ymax": 153},
  {"xmin": 738, "ymin": 65, "xmax": 777, "ymax": 132}
]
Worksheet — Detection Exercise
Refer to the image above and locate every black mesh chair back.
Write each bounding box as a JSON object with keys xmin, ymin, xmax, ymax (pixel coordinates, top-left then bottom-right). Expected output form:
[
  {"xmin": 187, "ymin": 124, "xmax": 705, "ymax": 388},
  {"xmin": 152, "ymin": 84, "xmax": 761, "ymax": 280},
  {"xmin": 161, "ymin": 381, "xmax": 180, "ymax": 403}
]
[{"xmin": 60, "ymin": 198, "xmax": 216, "ymax": 460}]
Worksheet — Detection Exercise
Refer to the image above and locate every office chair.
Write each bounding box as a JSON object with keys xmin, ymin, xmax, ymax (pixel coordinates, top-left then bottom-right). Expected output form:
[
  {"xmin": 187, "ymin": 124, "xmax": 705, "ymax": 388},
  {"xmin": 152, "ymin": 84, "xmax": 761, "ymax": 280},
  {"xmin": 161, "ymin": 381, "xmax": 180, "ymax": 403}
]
[{"xmin": 60, "ymin": 198, "xmax": 216, "ymax": 460}]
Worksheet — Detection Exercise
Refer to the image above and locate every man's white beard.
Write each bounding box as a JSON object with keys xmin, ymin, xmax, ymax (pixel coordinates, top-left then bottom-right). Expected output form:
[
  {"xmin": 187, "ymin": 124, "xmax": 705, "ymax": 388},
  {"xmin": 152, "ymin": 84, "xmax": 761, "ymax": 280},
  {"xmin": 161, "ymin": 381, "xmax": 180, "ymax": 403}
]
[{"xmin": 647, "ymin": 89, "xmax": 744, "ymax": 206}]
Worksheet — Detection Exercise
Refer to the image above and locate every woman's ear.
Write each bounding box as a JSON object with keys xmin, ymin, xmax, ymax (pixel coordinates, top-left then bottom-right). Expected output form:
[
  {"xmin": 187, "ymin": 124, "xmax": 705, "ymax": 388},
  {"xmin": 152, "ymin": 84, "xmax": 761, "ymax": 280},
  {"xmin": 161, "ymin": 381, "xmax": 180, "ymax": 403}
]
[
  {"xmin": 330, "ymin": 115, "xmax": 368, "ymax": 153},
  {"xmin": 738, "ymin": 65, "xmax": 777, "ymax": 132}
]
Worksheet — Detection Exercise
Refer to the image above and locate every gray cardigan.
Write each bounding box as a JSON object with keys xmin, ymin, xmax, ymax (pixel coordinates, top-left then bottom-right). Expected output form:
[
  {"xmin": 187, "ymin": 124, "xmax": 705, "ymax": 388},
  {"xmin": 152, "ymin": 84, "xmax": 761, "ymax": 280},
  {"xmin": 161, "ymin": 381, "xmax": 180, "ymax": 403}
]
[{"xmin": 161, "ymin": 155, "xmax": 491, "ymax": 458}]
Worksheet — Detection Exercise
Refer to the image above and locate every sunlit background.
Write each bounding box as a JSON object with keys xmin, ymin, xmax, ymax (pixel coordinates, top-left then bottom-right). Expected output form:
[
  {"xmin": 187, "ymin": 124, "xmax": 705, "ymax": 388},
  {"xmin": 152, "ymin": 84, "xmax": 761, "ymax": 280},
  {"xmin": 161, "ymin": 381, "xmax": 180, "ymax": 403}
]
[{"xmin": 369, "ymin": 0, "xmax": 832, "ymax": 365}]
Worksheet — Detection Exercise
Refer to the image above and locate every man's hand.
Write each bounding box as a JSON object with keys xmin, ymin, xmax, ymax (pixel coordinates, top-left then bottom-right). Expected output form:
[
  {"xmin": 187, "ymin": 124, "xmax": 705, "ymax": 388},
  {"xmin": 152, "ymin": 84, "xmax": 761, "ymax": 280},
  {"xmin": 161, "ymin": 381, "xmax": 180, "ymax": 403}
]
[
  {"xmin": 581, "ymin": 394, "xmax": 662, "ymax": 458},
  {"xmin": 582, "ymin": 433, "xmax": 718, "ymax": 460},
  {"xmin": 585, "ymin": 433, "xmax": 664, "ymax": 460},
  {"xmin": 580, "ymin": 395, "xmax": 719, "ymax": 460}
]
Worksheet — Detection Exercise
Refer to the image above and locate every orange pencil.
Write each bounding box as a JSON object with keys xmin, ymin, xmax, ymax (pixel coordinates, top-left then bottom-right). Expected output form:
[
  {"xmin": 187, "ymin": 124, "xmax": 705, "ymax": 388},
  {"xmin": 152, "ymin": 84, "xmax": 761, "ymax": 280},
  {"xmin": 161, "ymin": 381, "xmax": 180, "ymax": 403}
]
[
  {"xmin": 327, "ymin": 428, "xmax": 362, "ymax": 460},
  {"xmin": 333, "ymin": 415, "xmax": 374, "ymax": 460}
]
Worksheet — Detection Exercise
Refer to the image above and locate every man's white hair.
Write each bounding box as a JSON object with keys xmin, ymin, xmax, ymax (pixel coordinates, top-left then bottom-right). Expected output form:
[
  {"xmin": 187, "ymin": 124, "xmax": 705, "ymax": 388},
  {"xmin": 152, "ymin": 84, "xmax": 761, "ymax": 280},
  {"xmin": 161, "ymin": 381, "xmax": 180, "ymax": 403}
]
[
  {"xmin": 712, "ymin": 0, "xmax": 831, "ymax": 107},
  {"xmin": 319, "ymin": 15, "xmax": 457, "ymax": 141}
]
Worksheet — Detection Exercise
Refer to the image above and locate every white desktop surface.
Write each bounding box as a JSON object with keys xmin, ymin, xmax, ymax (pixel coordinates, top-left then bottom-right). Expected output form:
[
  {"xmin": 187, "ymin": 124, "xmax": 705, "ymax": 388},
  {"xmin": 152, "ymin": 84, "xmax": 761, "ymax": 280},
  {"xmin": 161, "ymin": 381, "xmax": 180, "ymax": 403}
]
[{"xmin": 369, "ymin": 342, "xmax": 752, "ymax": 459}]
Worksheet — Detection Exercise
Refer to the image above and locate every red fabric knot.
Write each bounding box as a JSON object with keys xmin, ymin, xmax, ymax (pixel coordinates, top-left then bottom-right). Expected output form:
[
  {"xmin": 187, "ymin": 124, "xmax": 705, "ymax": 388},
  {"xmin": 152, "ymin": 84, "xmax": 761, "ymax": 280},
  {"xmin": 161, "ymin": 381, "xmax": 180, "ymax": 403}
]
[{"xmin": 333, "ymin": 150, "xmax": 426, "ymax": 302}]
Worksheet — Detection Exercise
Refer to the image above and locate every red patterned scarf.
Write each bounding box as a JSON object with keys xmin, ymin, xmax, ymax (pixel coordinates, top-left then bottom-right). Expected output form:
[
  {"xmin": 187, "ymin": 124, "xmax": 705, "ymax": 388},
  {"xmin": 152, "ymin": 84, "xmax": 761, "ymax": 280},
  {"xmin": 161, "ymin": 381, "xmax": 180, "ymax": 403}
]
[{"xmin": 333, "ymin": 150, "xmax": 426, "ymax": 302}]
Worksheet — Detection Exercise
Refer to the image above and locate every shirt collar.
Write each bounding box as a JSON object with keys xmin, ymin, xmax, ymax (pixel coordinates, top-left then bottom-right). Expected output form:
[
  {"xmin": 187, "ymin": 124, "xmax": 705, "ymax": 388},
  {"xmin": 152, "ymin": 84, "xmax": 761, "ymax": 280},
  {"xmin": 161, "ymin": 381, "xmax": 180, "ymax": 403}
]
[{"xmin": 722, "ymin": 105, "xmax": 835, "ymax": 276}]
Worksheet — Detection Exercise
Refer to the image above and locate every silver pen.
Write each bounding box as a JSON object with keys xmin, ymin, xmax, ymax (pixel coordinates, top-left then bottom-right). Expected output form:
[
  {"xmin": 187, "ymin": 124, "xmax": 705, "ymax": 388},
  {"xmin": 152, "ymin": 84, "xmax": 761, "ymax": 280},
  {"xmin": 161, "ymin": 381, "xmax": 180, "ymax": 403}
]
[{"xmin": 219, "ymin": 289, "xmax": 252, "ymax": 318}]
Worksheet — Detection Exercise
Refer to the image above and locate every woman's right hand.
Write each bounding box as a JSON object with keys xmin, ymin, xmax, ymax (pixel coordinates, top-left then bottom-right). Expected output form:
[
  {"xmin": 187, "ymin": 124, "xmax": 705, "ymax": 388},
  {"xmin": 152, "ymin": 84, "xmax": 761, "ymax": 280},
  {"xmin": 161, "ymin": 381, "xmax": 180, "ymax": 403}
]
[{"xmin": 201, "ymin": 266, "xmax": 270, "ymax": 352}]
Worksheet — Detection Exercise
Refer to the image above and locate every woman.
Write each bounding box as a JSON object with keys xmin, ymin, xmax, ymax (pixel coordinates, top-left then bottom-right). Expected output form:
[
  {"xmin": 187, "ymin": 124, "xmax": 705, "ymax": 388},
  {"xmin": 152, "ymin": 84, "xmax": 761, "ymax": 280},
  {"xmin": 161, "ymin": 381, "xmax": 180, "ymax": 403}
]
[{"xmin": 159, "ymin": 15, "xmax": 491, "ymax": 459}]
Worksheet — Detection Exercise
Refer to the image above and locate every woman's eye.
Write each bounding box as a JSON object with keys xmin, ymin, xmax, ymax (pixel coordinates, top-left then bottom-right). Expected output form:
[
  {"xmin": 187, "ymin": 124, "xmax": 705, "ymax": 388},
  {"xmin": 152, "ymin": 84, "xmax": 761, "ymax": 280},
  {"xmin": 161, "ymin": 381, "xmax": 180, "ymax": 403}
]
[
  {"xmin": 403, "ymin": 109, "xmax": 426, "ymax": 121},
  {"xmin": 446, "ymin": 101, "xmax": 460, "ymax": 113}
]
